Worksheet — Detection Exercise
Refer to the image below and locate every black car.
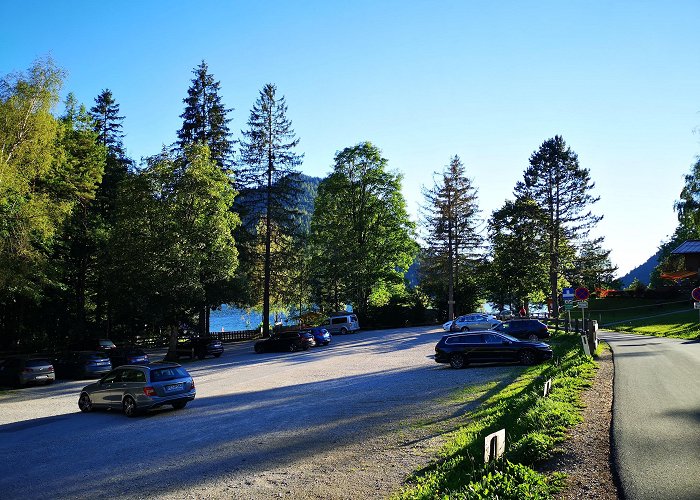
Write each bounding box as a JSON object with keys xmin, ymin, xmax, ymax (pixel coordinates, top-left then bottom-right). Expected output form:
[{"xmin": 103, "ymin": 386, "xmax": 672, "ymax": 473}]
[
  {"xmin": 107, "ymin": 346, "xmax": 150, "ymax": 367},
  {"xmin": 53, "ymin": 351, "xmax": 113, "ymax": 379},
  {"xmin": 254, "ymin": 331, "xmax": 315, "ymax": 353},
  {"xmin": 492, "ymin": 319, "xmax": 550, "ymax": 341},
  {"xmin": 434, "ymin": 331, "xmax": 553, "ymax": 369},
  {"xmin": 176, "ymin": 336, "xmax": 224, "ymax": 360}
]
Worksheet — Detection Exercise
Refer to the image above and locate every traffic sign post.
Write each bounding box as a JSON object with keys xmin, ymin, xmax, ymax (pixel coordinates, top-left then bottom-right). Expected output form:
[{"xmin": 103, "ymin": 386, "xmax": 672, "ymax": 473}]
[
  {"xmin": 562, "ymin": 288, "xmax": 575, "ymax": 328},
  {"xmin": 575, "ymin": 287, "xmax": 590, "ymax": 326}
]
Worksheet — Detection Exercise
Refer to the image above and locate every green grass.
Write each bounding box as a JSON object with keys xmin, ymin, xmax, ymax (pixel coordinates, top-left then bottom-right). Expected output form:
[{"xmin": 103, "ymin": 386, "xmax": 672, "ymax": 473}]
[
  {"xmin": 577, "ymin": 297, "xmax": 700, "ymax": 340},
  {"xmin": 395, "ymin": 335, "xmax": 596, "ymax": 500}
]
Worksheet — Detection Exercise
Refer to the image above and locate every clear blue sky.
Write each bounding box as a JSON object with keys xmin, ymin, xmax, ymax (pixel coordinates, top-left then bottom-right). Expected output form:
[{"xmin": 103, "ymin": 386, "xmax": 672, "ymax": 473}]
[{"xmin": 2, "ymin": 1, "xmax": 699, "ymax": 277}]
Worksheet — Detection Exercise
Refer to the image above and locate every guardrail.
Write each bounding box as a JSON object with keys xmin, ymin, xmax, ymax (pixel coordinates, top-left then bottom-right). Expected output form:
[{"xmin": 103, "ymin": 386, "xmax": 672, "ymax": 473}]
[{"xmin": 208, "ymin": 329, "xmax": 263, "ymax": 342}]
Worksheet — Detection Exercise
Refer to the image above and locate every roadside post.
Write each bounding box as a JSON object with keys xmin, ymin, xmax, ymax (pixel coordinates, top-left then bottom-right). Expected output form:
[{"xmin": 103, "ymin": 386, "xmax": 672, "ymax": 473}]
[
  {"xmin": 575, "ymin": 287, "xmax": 590, "ymax": 330},
  {"xmin": 692, "ymin": 288, "xmax": 700, "ymax": 322},
  {"xmin": 562, "ymin": 287, "xmax": 574, "ymax": 331}
]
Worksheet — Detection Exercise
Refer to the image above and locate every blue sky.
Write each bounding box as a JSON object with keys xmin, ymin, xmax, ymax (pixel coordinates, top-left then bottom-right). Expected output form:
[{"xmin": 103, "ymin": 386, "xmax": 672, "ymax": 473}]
[{"xmin": 2, "ymin": 1, "xmax": 699, "ymax": 276}]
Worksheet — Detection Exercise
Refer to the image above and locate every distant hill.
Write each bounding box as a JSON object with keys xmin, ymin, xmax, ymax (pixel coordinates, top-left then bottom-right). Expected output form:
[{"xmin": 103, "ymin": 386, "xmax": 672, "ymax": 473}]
[
  {"xmin": 235, "ymin": 173, "xmax": 322, "ymax": 231},
  {"xmin": 619, "ymin": 250, "xmax": 661, "ymax": 287}
]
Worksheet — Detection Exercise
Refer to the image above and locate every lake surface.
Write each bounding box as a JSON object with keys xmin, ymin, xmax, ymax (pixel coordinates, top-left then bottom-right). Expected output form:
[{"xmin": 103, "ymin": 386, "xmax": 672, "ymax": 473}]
[{"xmin": 209, "ymin": 304, "xmax": 292, "ymax": 332}]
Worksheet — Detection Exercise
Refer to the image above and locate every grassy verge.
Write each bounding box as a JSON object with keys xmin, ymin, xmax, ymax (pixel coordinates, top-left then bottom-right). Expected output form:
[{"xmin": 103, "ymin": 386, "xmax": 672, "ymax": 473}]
[
  {"xmin": 605, "ymin": 312, "xmax": 700, "ymax": 340},
  {"xmin": 396, "ymin": 335, "xmax": 596, "ymax": 499}
]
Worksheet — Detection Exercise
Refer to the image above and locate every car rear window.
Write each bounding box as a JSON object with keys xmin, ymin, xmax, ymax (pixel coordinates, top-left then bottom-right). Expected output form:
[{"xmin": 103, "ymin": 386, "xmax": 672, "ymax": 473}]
[
  {"xmin": 331, "ymin": 317, "xmax": 346, "ymax": 325},
  {"xmin": 150, "ymin": 367, "xmax": 190, "ymax": 382},
  {"xmin": 83, "ymin": 352, "xmax": 109, "ymax": 360},
  {"xmin": 25, "ymin": 359, "xmax": 51, "ymax": 367}
]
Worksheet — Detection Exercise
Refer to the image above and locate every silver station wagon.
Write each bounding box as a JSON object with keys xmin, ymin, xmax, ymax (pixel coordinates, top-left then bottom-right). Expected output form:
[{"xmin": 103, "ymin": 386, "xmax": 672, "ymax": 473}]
[{"xmin": 78, "ymin": 362, "xmax": 196, "ymax": 417}]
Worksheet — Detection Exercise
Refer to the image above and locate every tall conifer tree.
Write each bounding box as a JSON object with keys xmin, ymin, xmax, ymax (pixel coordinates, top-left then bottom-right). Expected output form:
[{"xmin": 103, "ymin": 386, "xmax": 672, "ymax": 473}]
[
  {"xmin": 420, "ymin": 156, "xmax": 481, "ymax": 319},
  {"xmin": 238, "ymin": 83, "xmax": 303, "ymax": 334},
  {"xmin": 515, "ymin": 136, "xmax": 601, "ymax": 318},
  {"xmin": 177, "ymin": 61, "xmax": 233, "ymax": 170}
]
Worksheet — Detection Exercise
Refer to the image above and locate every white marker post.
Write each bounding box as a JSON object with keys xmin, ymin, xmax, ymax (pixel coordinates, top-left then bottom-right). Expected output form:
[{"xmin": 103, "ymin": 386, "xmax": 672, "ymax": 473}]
[{"xmin": 483, "ymin": 429, "xmax": 506, "ymax": 463}]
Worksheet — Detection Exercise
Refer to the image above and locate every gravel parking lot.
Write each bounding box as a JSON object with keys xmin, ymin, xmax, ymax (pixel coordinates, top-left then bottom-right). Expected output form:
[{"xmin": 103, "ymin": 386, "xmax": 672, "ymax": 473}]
[{"xmin": 0, "ymin": 326, "xmax": 521, "ymax": 499}]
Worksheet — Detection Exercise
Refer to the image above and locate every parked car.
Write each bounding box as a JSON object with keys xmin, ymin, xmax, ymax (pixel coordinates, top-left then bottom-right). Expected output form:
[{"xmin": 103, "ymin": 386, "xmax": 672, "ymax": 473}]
[
  {"xmin": 492, "ymin": 319, "xmax": 550, "ymax": 341},
  {"xmin": 0, "ymin": 357, "xmax": 55, "ymax": 387},
  {"xmin": 442, "ymin": 313, "xmax": 500, "ymax": 332},
  {"xmin": 494, "ymin": 309, "xmax": 514, "ymax": 320},
  {"xmin": 68, "ymin": 338, "xmax": 117, "ymax": 352},
  {"xmin": 176, "ymin": 336, "xmax": 223, "ymax": 359},
  {"xmin": 54, "ymin": 351, "xmax": 113, "ymax": 379},
  {"xmin": 107, "ymin": 346, "xmax": 150, "ymax": 367},
  {"xmin": 306, "ymin": 326, "xmax": 331, "ymax": 346},
  {"xmin": 78, "ymin": 362, "xmax": 196, "ymax": 417},
  {"xmin": 321, "ymin": 313, "xmax": 360, "ymax": 335},
  {"xmin": 434, "ymin": 331, "xmax": 553, "ymax": 368},
  {"xmin": 254, "ymin": 331, "xmax": 315, "ymax": 353}
]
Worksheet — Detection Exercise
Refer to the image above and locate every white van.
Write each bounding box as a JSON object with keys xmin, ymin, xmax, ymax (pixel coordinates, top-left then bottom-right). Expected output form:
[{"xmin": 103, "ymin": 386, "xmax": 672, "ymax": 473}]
[{"xmin": 322, "ymin": 313, "xmax": 360, "ymax": 334}]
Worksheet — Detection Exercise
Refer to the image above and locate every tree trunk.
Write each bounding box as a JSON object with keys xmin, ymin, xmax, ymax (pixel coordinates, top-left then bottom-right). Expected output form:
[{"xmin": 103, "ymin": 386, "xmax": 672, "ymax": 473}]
[{"xmin": 165, "ymin": 324, "xmax": 179, "ymax": 361}]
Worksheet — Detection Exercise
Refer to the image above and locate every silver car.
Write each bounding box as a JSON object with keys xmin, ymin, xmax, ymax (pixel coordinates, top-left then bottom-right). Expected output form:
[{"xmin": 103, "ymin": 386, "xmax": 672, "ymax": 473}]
[
  {"xmin": 78, "ymin": 362, "xmax": 196, "ymax": 417},
  {"xmin": 443, "ymin": 313, "xmax": 501, "ymax": 332}
]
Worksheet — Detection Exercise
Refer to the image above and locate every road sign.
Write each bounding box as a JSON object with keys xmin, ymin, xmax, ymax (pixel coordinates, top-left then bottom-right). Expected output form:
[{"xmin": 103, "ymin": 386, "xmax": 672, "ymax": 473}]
[
  {"xmin": 562, "ymin": 287, "xmax": 575, "ymax": 300},
  {"xmin": 575, "ymin": 287, "xmax": 590, "ymax": 301},
  {"xmin": 694, "ymin": 302, "xmax": 700, "ymax": 310},
  {"xmin": 578, "ymin": 301, "xmax": 588, "ymax": 308},
  {"xmin": 692, "ymin": 288, "xmax": 700, "ymax": 301},
  {"xmin": 565, "ymin": 302, "xmax": 574, "ymax": 311}
]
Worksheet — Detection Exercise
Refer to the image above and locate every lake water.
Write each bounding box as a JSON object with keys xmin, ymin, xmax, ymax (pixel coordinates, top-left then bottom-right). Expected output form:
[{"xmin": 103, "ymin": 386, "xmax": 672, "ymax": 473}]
[{"xmin": 209, "ymin": 304, "xmax": 293, "ymax": 332}]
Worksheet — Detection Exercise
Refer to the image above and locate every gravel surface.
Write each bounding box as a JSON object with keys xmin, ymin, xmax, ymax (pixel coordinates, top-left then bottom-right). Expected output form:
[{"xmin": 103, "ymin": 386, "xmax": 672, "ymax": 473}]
[
  {"xmin": 0, "ymin": 330, "xmax": 625, "ymax": 499},
  {"xmin": 0, "ymin": 326, "xmax": 520, "ymax": 499}
]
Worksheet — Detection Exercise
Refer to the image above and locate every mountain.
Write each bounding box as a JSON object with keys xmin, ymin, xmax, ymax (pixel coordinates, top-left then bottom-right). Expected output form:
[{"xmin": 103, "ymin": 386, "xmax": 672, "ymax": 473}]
[
  {"xmin": 619, "ymin": 250, "xmax": 661, "ymax": 287},
  {"xmin": 234, "ymin": 173, "xmax": 323, "ymax": 232}
]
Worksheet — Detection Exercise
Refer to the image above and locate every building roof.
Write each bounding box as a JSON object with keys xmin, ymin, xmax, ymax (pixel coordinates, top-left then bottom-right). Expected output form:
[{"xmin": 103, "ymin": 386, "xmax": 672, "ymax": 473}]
[{"xmin": 671, "ymin": 240, "xmax": 700, "ymax": 254}]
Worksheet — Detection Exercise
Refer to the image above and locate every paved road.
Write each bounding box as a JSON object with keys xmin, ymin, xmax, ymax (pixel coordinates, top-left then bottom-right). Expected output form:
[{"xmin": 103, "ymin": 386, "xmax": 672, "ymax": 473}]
[
  {"xmin": 0, "ymin": 326, "xmax": 519, "ymax": 499},
  {"xmin": 599, "ymin": 331, "xmax": 700, "ymax": 500}
]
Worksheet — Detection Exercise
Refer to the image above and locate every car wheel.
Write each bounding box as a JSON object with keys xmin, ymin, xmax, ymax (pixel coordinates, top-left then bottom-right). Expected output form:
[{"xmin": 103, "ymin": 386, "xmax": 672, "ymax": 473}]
[
  {"xmin": 527, "ymin": 334, "xmax": 539, "ymax": 341},
  {"xmin": 123, "ymin": 396, "xmax": 139, "ymax": 417},
  {"xmin": 213, "ymin": 353, "xmax": 222, "ymax": 358},
  {"xmin": 340, "ymin": 327, "xmax": 348, "ymax": 335},
  {"xmin": 78, "ymin": 392, "xmax": 93, "ymax": 413},
  {"xmin": 449, "ymin": 353, "xmax": 466, "ymax": 369},
  {"xmin": 288, "ymin": 344, "xmax": 297, "ymax": 352},
  {"xmin": 254, "ymin": 343, "xmax": 264, "ymax": 354},
  {"xmin": 460, "ymin": 326, "xmax": 469, "ymax": 332},
  {"xmin": 519, "ymin": 349, "xmax": 537, "ymax": 365},
  {"xmin": 171, "ymin": 401, "xmax": 187, "ymax": 410}
]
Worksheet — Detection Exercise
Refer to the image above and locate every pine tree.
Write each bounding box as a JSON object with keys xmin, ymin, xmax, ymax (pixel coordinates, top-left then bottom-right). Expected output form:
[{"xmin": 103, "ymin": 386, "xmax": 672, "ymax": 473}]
[
  {"xmin": 177, "ymin": 61, "xmax": 233, "ymax": 170},
  {"xmin": 238, "ymin": 83, "xmax": 303, "ymax": 334},
  {"xmin": 420, "ymin": 156, "xmax": 481, "ymax": 319},
  {"xmin": 515, "ymin": 136, "xmax": 602, "ymax": 318},
  {"xmin": 89, "ymin": 89, "xmax": 132, "ymax": 334}
]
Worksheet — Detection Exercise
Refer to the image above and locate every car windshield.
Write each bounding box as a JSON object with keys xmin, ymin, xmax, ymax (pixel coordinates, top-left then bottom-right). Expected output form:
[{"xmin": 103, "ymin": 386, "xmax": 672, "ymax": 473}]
[
  {"xmin": 497, "ymin": 333, "xmax": 520, "ymax": 342},
  {"xmin": 150, "ymin": 366, "xmax": 189, "ymax": 382}
]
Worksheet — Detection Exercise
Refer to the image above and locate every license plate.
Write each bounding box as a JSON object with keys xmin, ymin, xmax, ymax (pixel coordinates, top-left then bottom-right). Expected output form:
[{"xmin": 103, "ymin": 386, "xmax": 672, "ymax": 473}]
[
  {"xmin": 35, "ymin": 375, "xmax": 48, "ymax": 379},
  {"xmin": 165, "ymin": 383, "xmax": 183, "ymax": 392}
]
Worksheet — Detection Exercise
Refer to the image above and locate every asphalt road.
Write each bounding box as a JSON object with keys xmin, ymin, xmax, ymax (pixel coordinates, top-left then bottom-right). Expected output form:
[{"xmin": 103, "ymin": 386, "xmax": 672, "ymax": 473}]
[
  {"xmin": 0, "ymin": 326, "xmax": 520, "ymax": 499},
  {"xmin": 599, "ymin": 331, "xmax": 700, "ymax": 500}
]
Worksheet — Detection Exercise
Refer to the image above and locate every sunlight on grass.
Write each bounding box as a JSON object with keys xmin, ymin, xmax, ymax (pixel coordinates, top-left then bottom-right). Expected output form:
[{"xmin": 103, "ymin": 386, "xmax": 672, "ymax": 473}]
[{"xmin": 395, "ymin": 336, "xmax": 595, "ymax": 500}]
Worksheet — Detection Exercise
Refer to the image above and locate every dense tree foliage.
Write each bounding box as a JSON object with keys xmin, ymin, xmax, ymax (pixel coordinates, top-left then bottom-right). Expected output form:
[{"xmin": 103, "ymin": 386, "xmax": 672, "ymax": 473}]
[
  {"xmin": 515, "ymin": 136, "xmax": 602, "ymax": 317},
  {"xmin": 419, "ymin": 155, "xmax": 481, "ymax": 319},
  {"xmin": 109, "ymin": 144, "xmax": 239, "ymax": 355},
  {"xmin": 309, "ymin": 142, "xmax": 417, "ymax": 317},
  {"xmin": 2, "ymin": 55, "xmax": 629, "ymax": 350},
  {"xmin": 237, "ymin": 83, "xmax": 303, "ymax": 333},
  {"xmin": 485, "ymin": 197, "xmax": 549, "ymax": 311},
  {"xmin": 177, "ymin": 61, "xmax": 233, "ymax": 170}
]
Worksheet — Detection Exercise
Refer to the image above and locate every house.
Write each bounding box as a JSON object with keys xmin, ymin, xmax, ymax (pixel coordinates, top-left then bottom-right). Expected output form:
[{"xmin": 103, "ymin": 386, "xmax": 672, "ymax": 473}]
[{"xmin": 660, "ymin": 240, "xmax": 700, "ymax": 281}]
